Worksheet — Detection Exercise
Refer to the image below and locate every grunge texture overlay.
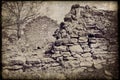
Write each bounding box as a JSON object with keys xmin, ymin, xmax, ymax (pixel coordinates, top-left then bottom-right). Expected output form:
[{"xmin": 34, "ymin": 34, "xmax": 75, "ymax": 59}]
[{"xmin": 2, "ymin": 1, "xmax": 118, "ymax": 79}]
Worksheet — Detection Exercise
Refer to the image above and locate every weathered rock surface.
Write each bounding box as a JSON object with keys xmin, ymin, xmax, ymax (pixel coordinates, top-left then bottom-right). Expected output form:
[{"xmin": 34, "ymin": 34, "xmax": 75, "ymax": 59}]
[{"xmin": 69, "ymin": 45, "xmax": 83, "ymax": 53}]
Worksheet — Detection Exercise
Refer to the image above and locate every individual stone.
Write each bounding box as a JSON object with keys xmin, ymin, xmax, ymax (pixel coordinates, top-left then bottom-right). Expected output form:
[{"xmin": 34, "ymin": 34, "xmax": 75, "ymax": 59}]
[
  {"xmin": 73, "ymin": 53, "xmax": 81, "ymax": 58},
  {"xmin": 104, "ymin": 70, "xmax": 113, "ymax": 76},
  {"xmin": 62, "ymin": 55, "xmax": 69, "ymax": 58},
  {"xmin": 96, "ymin": 54, "xmax": 108, "ymax": 59},
  {"xmin": 9, "ymin": 56, "xmax": 26, "ymax": 66},
  {"xmin": 87, "ymin": 29, "xmax": 101, "ymax": 34},
  {"xmin": 94, "ymin": 33, "xmax": 104, "ymax": 38},
  {"xmin": 70, "ymin": 38, "xmax": 78, "ymax": 43},
  {"xmin": 79, "ymin": 68, "xmax": 85, "ymax": 72},
  {"xmin": 78, "ymin": 37, "xmax": 88, "ymax": 42},
  {"xmin": 66, "ymin": 27, "xmax": 73, "ymax": 34},
  {"xmin": 9, "ymin": 60, "xmax": 24, "ymax": 66},
  {"xmin": 23, "ymin": 63, "xmax": 32, "ymax": 68},
  {"xmin": 79, "ymin": 57, "xmax": 86, "ymax": 62},
  {"xmin": 62, "ymin": 61, "xmax": 72, "ymax": 68},
  {"xmin": 85, "ymin": 57, "xmax": 93, "ymax": 61},
  {"xmin": 64, "ymin": 13, "xmax": 72, "ymax": 22},
  {"xmin": 83, "ymin": 47, "xmax": 91, "ymax": 52},
  {"xmin": 81, "ymin": 44, "xmax": 89, "ymax": 48},
  {"xmin": 87, "ymin": 67, "xmax": 94, "ymax": 72},
  {"xmin": 92, "ymin": 50, "xmax": 108, "ymax": 54},
  {"xmin": 75, "ymin": 24, "xmax": 85, "ymax": 31},
  {"xmin": 55, "ymin": 39, "xmax": 71, "ymax": 46},
  {"xmin": 89, "ymin": 38, "xmax": 107, "ymax": 43},
  {"xmin": 88, "ymin": 38, "xmax": 97, "ymax": 43},
  {"xmin": 78, "ymin": 17, "xmax": 84, "ymax": 23},
  {"xmin": 53, "ymin": 29, "xmax": 61, "ymax": 39},
  {"xmin": 26, "ymin": 58, "xmax": 40, "ymax": 65},
  {"xmin": 71, "ymin": 15, "xmax": 77, "ymax": 20},
  {"xmin": 70, "ymin": 8, "xmax": 76, "ymax": 15},
  {"xmin": 69, "ymin": 45, "xmax": 83, "ymax": 53},
  {"xmin": 70, "ymin": 32, "xmax": 78, "ymax": 38},
  {"xmin": 54, "ymin": 51, "xmax": 60, "ymax": 54},
  {"xmin": 61, "ymin": 52, "xmax": 71, "ymax": 57},
  {"xmin": 71, "ymin": 52, "xmax": 77, "ymax": 55},
  {"xmin": 81, "ymin": 53, "xmax": 91, "ymax": 58},
  {"xmin": 5, "ymin": 65, "xmax": 23, "ymax": 70},
  {"xmin": 92, "ymin": 46, "xmax": 108, "ymax": 50},
  {"xmin": 56, "ymin": 56, "xmax": 63, "ymax": 62},
  {"xmin": 90, "ymin": 43, "xmax": 106, "ymax": 48},
  {"xmin": 41, "ymin": 58, "xmax": 55, "ymax": 63},
  {"xmin": 92, "ymin": 54, "xmax": 102, "ymax": 58},
  {"xmin": 61, "ymin": 29, "xmax": 68, "ymax": 38},
  {"xmin": 65, "ymin": 56, "xmax": 76, "ymax": 60},
  {"xmin": 85, "ymin": 18, "xmax": 95, "ymax": 25},
  {"xmin": 51, "ymin": 62, "xmax": 60, "ymax": 67},
  {"xmin": 94, "ymin": 63, "xmax": 103, "ymax": 69},
  {"xmin": 71, "ymin": 4, "xmax": 80, "ymax": 11},
  {"xmin": 93, "ymin": 59, "xmax": 103, "ymax": 64},
  {"xmin": 64, "ymin": 60, "xmax": 80, "ymax": 68},
  {"xmin": 63, "ymin": 56, "xmax": 69, "ymax": 61},
  {"xmin": 69, "ymin": 62, "xmax": 80, "ymax": 68},
  {"xmin": 54, "ymin": 45, "xmax": 67, "ymax": 51},
  {"xmin": 72, "ymin": 27, "xmax": 79, "ymax": 33},
  {"xmin": 51, "ymin": 53, "xmax": 62, "ymax": 58},
  {"xmin": 70, "ymin": 60, "xmax": 80, "ymax": 65},
  {"xmin": 60, "ymin": 22, "xmax": 66, "ymax": 29},
  {"xmin": 72, "ymin": 68, "xmax": 85, "ymax": 73},
  {"xmin": 43, "ymin": 64, "xmax": 51, "ymax": 68},
  {"xmin": 80, "ymin": 61, "xmax": 93, "ymax": 67},
  {"xmin": 78, "ymin": 31, "xmax": 87, "ymax": 36}
]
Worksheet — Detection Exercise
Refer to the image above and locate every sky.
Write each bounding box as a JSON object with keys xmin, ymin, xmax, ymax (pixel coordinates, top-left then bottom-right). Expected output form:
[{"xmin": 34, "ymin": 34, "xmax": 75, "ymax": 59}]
[{"xmin": 38, "ymin": 1, "xmax": 117, "ymax": 24}]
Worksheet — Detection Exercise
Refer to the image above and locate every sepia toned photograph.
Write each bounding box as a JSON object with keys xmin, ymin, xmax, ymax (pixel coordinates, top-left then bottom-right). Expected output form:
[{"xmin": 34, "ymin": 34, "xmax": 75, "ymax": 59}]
[{"xmin": 2, "ymin": 1, "xmax": 119, "ymax": 79}]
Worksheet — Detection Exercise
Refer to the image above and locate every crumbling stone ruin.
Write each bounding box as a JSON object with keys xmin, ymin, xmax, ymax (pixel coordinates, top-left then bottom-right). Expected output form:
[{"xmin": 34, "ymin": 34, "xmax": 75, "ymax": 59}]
[
  {"xmin": 45, "ymin": 4, "xmax": 118, "ymax": 79},
  {"xmin": 2, "ymin": 4, "xmax": 118, "ymax": 79},
  {"xmin": 47, "ymin": 4, "xmax": 118, "ymax": 66}
]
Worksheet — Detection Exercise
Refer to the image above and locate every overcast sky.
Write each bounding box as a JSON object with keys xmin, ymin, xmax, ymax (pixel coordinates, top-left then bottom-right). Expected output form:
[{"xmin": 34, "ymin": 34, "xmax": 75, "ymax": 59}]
[{"xmin": 38, "ymin": 1, "xmax": 117, "ymax": 24}]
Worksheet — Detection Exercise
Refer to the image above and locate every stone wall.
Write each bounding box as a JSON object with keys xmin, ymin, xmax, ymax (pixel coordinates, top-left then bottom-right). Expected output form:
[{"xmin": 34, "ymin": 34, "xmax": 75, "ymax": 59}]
[
  {"xmin": 45, "ymin": 4, "xmax": 118, "ymax": 79},
  {"xmin": 23, "ymin": 16, "xmax": 58, "ymax": 51},
  {"xmin": 47, "ymin": 4, "xmax": 117, "ymax": 64}
]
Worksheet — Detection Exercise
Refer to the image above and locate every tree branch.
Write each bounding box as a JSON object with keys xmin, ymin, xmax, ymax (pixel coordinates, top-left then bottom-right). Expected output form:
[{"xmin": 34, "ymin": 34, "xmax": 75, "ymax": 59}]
[{"xmin": 5, "ymin": 2, "xmax": 17, "ymax": 17}]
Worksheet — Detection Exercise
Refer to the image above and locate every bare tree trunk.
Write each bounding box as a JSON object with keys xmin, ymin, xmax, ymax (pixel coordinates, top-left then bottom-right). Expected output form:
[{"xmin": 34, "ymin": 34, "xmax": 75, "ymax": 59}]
[
  {"xmin": 17, "ymin": 23, "xmax": 21, "ymax": 39},
  {"xmin": 2, "ymin": 2, "xmax": 43, "ymax": 40},
  {"xmin": 16, "ymin": 12, "xmax": 21, "ymax": 39}
]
